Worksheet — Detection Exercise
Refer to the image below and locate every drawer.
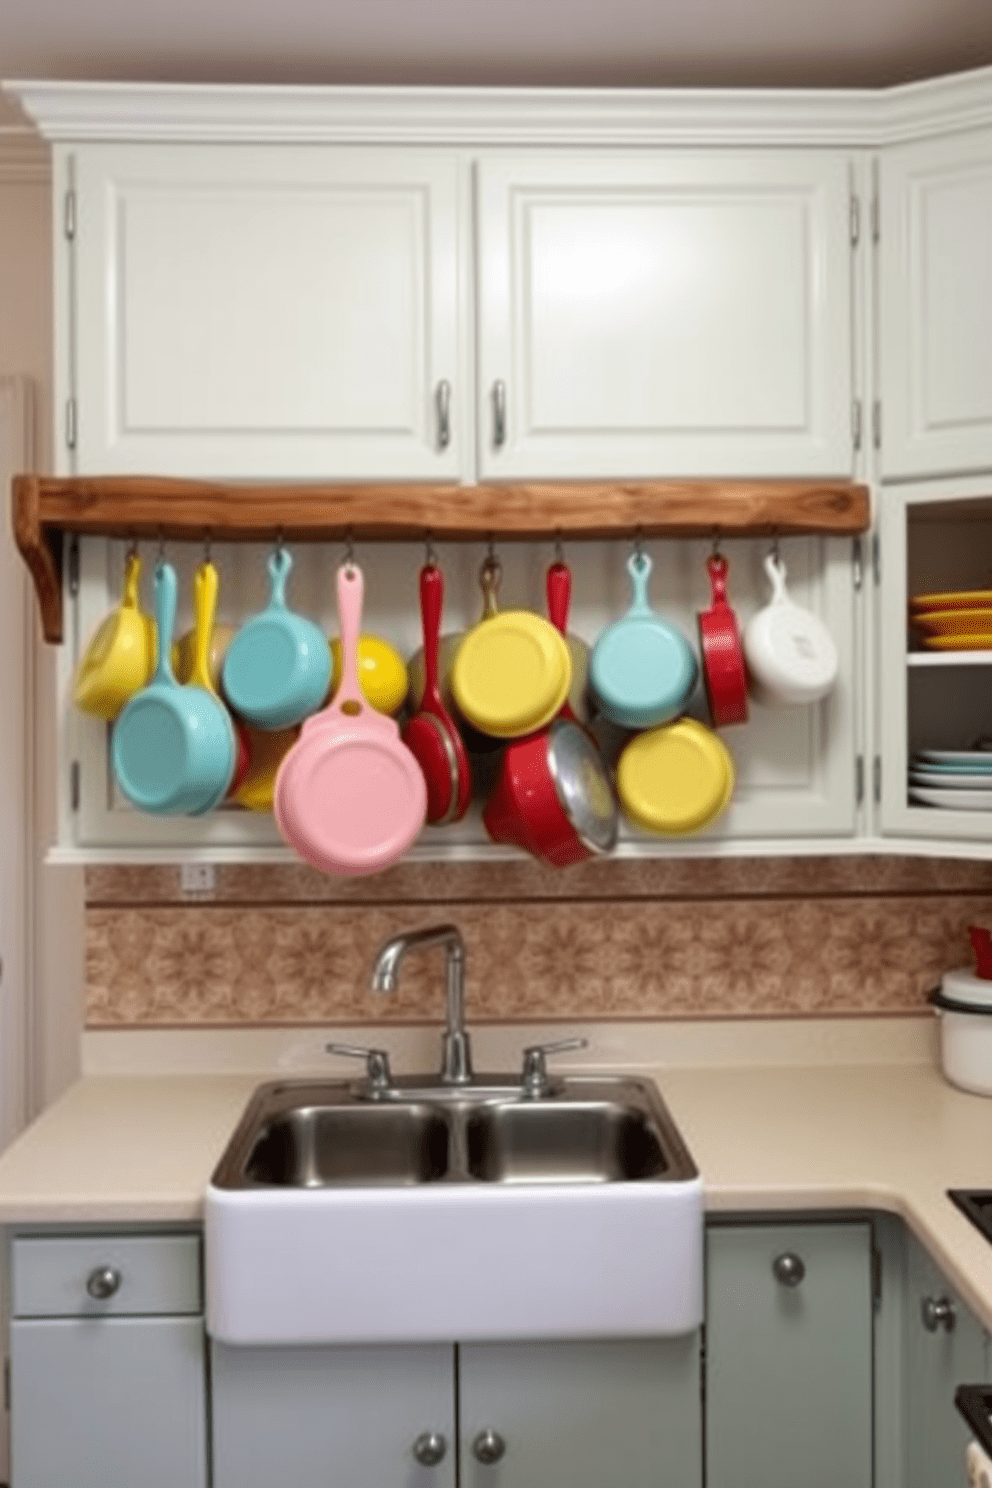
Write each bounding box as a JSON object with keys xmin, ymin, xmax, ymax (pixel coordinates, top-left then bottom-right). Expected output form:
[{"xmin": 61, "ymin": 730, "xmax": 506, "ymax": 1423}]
[{"xmin": 12, "ymin": 1233, "xmax": 202, "ymax": 1318}]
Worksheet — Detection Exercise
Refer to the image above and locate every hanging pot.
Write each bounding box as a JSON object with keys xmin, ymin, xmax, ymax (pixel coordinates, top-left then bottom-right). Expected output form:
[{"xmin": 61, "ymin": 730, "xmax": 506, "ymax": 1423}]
[
  {"xmin": 743, "ymin": 552, "xmax": 838, "ymax": 707},
  {"xmin": 74, "ymin": 551, "xmax": 156, "ymax": 721},
  {"xmin": 402, "ymin": 564, "xmax": 472, "ymax": 825},
  {"xmin": 697, "ymin": 552, "xmax": 748, "ymax": 728},
  {"xmin": 222, "ymin": 547, "xmax": 331, "ymax": 729},
  {"xmin": 590, "ymin": 550, "xmax": 698, "ymax": 730}
]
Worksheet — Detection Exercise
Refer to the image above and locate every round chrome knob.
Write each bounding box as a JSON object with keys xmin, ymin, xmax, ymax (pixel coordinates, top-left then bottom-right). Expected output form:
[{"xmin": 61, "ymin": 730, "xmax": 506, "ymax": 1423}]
[
  {"xmin": 412, "ymin": 1432, "xmax": 447, "ymax": 1466},
  {"xmin": 472, "ymin": 1429, "xmax": 506, "ymax": 1465},
  {"xmin": 772, "ymin": 1252, "xmax": 806, "ymax": 1287},
  {"xmin": 922, "ymin": 1295, "xmax": 956, "ymax": 1333},
  {"xmin": 86, "ymin": 1266, "xmax": 121, "ymax": 1300}
]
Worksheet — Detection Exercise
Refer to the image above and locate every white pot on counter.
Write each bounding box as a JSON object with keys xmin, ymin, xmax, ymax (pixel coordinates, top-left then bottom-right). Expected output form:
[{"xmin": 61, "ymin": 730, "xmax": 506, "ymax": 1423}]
[{"xmin": 930, "ymin": 970, "xmax": 992, "ymax": 1095}]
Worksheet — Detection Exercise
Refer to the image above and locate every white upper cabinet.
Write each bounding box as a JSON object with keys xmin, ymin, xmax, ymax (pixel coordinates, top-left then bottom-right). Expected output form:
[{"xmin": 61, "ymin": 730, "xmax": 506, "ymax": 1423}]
[
  {"xmin": 475, "ymin": 151, "xmax": 855, "ymax": 480},
  {"xmin": 69, "ymin": 144, "xmax": 467, "ymax": 480},
  {"xmin": 879, "ymin": 127, "xmax": 992, "ymax": 482}
]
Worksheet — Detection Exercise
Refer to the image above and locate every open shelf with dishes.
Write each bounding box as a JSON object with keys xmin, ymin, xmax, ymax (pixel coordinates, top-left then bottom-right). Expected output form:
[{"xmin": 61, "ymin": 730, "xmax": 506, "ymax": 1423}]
[{"xmin": 879, "ymin": 483, "xmax": 992, "ymax": 842}]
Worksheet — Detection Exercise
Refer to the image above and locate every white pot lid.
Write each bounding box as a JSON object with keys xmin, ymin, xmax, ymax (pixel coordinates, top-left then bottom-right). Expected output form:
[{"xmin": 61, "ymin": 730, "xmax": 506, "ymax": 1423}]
[{"xmin": 939, "ymin": 968, "xmax": 992, "ymax": 1010}]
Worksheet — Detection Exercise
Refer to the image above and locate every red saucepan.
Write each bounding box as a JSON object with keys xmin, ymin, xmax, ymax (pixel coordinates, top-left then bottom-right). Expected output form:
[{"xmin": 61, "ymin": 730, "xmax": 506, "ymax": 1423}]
[
  {"xmin": 697, "ymin": 553, "xmax": 748, "ymax": 728},
  {"xmin": 402, "ymin": 564, "xmax": 472, "ymax": 825},
  {"xmin": 274, "ymin": 564, "xmax": 427, "ymax": 876},
  {"xmin": 483, "ymin": 560, "xmax": 618, "ymax": 868}
]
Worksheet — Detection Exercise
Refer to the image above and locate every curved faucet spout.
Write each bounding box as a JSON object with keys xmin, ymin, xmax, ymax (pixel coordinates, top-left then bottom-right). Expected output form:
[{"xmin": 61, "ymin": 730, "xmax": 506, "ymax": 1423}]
[{"xmin": 370, "ymin": 925, "xmax": 470, "ymax": 1084}]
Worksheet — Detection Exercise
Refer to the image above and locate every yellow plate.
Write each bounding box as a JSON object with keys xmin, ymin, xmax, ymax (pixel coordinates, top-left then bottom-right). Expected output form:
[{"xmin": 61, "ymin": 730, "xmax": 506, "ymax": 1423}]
[
  {"xmin": 330, "ymin": 634, "xmax": 408, "ymax": 716},
  {"xmin": 451, "ymin": 612, "xmax": 572, "ymax": 738},
  {"xmin": 617, "ymin": 719, "xmax": 735, "ymax": 836},
  {"xmin": 914, "ymin": 608, "xmax": 992, "ymax": 637},
  {"xmin": 910, "ymin": 589, "xmax": 992, "ymax": 613},
  {"xmin": 922, "ymin": 634, "xmax": 992, "ymax": 651}
]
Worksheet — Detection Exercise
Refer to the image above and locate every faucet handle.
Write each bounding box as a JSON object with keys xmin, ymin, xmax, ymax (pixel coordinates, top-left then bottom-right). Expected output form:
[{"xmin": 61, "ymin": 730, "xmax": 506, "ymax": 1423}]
[
  {"xmin": 521, "ymin": 1037, "xmax": 588, "ymax": 1096},
  {"xmin": 326, "ymin": 1043, "xmax": 393, "ymax": 1090}
]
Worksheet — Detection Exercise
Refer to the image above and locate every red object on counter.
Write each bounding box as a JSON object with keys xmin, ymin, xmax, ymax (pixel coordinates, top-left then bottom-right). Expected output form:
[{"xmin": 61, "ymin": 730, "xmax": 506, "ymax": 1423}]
[{"xmin": 968, "ymin": 925, "xmax": 992, "ymax": 979}]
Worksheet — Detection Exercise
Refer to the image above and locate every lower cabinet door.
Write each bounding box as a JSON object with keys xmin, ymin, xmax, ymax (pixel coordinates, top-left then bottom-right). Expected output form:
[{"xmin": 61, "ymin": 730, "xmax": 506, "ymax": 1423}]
[
  {"xmin": 11, "ymin": 1314, "xmax": 207, "ymax": 1488},
  {"xmin": 904, "ymin": 1236, "xmax": 991, "ymax": 1488},
  {"xmin": 706, "ymin": 1221, "xmax": 873, "ymax": 1488},
  {"xmin": 458, "ymin": 1335, "xmax": 702, "ymax": 1488},
  {"xmin": 211, "ymin": 1340, "xmax": 456, "ymax": 1488}
]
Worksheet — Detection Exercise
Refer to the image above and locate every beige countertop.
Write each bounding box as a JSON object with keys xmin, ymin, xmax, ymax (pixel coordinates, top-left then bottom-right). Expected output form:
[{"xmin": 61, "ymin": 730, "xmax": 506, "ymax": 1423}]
[{"xmin": 4, "ymin": 1018, "xmax": 992, "ymax": 1329}]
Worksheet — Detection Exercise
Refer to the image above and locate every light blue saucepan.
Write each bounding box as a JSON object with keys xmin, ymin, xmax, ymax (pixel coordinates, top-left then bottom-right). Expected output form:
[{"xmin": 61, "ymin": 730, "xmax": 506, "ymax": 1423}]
[
  {"xmin": 222, "ymin": 548, "xmax": 332, "ymax": 729},
  {"xmin": 590, "ymin": 551, "xmax": 699, "ymax": 730},
  {"xmin": 112, "ymin": 562, "xmax": 235, "ymax": 815}
]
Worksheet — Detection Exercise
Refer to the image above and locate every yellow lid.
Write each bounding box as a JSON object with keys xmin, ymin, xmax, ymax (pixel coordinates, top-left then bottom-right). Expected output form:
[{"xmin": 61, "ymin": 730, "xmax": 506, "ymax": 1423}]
[
  {"xmin": 617, "ymin": 719, "xmax": 734, "ymax": 836},
  {"xmin": 451, "ymin": 611, "xmax": 572, "ymax": 738}
]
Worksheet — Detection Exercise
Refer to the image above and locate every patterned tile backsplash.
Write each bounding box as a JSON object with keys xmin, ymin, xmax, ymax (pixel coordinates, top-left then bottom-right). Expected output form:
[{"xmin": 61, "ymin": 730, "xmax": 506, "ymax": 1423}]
[{"xmin": 86, "ymin": 856, "xmax": 992, "ymax": 1028}]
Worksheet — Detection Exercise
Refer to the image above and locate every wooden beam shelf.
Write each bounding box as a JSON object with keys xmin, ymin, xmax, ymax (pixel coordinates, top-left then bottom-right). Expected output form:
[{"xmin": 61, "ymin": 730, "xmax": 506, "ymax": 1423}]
[{"xmin": 13, "ymin": 473, "xmax": 871, "ymax": 644}]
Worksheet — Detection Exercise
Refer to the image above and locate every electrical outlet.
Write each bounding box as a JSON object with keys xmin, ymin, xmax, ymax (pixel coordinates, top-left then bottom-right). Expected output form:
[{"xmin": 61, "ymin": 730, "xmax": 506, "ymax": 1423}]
[{"xmin": 180, "ymin": 863, "xmax": 216, "ymax": 896}]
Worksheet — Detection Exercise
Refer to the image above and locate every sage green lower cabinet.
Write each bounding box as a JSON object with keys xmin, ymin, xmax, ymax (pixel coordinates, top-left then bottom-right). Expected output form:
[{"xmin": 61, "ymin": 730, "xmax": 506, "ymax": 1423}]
[
  {"xmin": 211, "ymin": 1340, "xmax": 457, "ymax": 1488},
  {"xmin": 705, "ymin": 1220, "xmax": 873, "ymax": 1488},
  {"xmin": 9, "ymin": 1232, "xmax": 207, "ymax": 1488},
  {"xmin": 458, "ymin": 1336, "xmax": 702, "ymax": 1488},
  {"xmin": 904, "ymin": 1233, "xmax": 991, "ymax": 1488}
]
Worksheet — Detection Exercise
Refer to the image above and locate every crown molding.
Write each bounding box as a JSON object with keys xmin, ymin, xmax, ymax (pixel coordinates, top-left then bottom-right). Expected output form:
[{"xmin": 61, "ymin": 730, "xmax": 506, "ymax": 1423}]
[
  {"xmin": 0, "ymin": 127, "xmax": 49, "ymax": 181},
  {"xmin": 5, "ymin": 65, "xmax": 992, "ymax": 150}
]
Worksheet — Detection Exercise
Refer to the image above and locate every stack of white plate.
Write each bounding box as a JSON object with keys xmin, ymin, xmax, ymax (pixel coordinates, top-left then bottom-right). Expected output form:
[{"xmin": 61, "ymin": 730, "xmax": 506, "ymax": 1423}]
[{"xmin": 909, "ymin": 747, "xmax": 992, "ymax": 809}]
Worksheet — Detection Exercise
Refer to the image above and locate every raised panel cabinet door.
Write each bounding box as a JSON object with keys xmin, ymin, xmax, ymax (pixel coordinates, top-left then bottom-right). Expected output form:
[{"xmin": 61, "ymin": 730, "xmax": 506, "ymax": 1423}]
[
  {"xmin": 904, "ymin": 1236, "xmax": 991, "ymax": 1488},
  {"xmin": 880, "ymin": 128, "xmax": 992, "ymax": 480},
  {"xmin": 706, "ymin": 1221, "xmax": 873, "ymax": 1488},
  {"xmin": 67, "ymin": 143, "xmax": 465, "ymax": 479},
  {"xmin": 458, "ymin": 1336, "xmax": 702, "ymax": 1488},
  {"xmin": 476, "ymin": 150, "xmax": 853, "ymax": 480},
  {"xmin": 10, "ymin": 1315, "xmax": 207, "ymax": 1488},
  {"xmin": 211, "ymin": 1339, "xmax": 456, "ymax": 1488}
]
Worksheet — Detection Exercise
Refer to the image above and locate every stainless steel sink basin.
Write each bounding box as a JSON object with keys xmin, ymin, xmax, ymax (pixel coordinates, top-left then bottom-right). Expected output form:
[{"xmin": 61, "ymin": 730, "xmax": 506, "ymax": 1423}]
[
  {"xmin": 206, "ymin": 1072, "xmax": 703, "ymax": 1347},
  {"xmin": 211, "ymin": 1075, "xmax": 696, "ymax": 1191}
]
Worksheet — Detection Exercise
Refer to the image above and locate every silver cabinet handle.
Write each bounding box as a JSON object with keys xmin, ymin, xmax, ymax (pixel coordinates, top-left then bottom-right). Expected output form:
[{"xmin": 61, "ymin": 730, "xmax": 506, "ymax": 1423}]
[
  {"xmin": 86, "ymin": 1266, "xmax": 121, "ymax": 1300},
  {"xmin": 922, "ymin": 1295, "xmax": 956, "ymax": 1332},
  {"xmin": 472, "ymin": 1429, "xmax": 506, "ymax": 1465},
  {"xmin": 435, "ymin": 380, "xmax": 451, "ymax": 451},
  {"xmin": 492, "ymin": 380, "xmax": 506, "ymax": 448},
  {"xmin": 412, "ymin": 1431, "xmax": 447, "ymax": 1466},
  {"xmin": 772, "ymin": 1252, "xmax": 806, "ymax": 1287}
]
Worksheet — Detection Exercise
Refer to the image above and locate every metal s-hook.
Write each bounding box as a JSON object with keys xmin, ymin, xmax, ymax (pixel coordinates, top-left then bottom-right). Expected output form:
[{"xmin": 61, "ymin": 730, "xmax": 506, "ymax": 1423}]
[
  {"xmin": 424, "ymin": 531, "xmax": 437, "ymax": 568},
  {"xmin": 203, "ymin": 529, "xmax": 213, "ymax": 563},
  {"xmin": 554, "ymin": 530, "xmax": 564, "ymax": 565},
  {"xmin": 710, "ymin": 526, "xmax": 722, "ymax": 561},
  {"xmin": 343, "ymin": 527, "xmax": 356, "ymax": 572}
]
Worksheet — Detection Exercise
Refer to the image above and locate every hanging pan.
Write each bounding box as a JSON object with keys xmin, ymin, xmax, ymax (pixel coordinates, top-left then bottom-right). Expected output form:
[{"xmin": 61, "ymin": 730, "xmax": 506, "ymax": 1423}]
[
  {"xmin": 274, "ymin": 563, "xmax": 427, "ymax": 876},
  {"xmin": 402, "ymin": 563, "xmax": 472, "ymax": 825},
  {"xmin": 697, "ymin": 550, "xmax": 748, "ymax": 728},
  {"xmin": 222, "ymin": 547, "xmax": 331, "ymax": 729},
  {"xmin": 590, "ymin": 550, "xmax": 698, "ymax": 729}
]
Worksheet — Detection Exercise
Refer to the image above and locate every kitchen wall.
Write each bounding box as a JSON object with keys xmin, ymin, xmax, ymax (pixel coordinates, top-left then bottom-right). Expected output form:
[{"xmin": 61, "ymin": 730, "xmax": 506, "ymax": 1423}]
[{"xmin": 86, "ymin": 855, "xmax": 992, "ymax": 1027}]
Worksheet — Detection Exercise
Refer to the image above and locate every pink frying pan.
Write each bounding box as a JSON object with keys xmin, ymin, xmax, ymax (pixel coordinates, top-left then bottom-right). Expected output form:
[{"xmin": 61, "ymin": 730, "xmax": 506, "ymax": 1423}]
[{"xmin": 274, "ymin": 564, "xmax": 427, "ymax": 876}]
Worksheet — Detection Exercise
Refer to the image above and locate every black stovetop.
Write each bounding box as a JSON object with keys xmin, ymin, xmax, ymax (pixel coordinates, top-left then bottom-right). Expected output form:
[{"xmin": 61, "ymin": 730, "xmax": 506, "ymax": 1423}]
[{"xmin": 949, "ymin": 1188, "xmax": 992, "ymax": 1243}]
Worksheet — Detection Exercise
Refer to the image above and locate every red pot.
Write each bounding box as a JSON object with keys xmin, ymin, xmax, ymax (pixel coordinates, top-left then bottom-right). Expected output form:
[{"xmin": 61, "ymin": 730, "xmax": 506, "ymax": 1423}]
[
  {"xmin": 483, "ymin": 719, "xmax": 618, "ymax": 868},
  {"xmin": 697, "ymin": 554, "xmax": 748, "ymax": 728}
]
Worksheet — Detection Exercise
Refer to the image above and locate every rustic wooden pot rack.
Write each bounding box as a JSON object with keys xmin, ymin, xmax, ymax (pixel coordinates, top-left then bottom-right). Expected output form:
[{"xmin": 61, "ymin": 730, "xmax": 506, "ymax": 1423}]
[{"xmin": 13, "ymin": 473, "xmax": 872, "ymax": 644}]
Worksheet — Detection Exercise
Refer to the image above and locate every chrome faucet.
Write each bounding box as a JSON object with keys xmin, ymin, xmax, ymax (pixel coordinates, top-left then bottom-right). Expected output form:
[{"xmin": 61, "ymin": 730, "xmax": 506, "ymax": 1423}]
[{"xmin": 370, "ymin": 924, "xmax": 471, "ymax": 1084}]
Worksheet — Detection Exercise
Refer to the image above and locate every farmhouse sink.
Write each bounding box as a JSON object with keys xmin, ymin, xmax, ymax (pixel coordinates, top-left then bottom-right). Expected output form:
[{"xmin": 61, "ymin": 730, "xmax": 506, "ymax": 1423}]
[{"xmin": 205, "ymin": 1073, "xmax": 703, "ymax": 1346}]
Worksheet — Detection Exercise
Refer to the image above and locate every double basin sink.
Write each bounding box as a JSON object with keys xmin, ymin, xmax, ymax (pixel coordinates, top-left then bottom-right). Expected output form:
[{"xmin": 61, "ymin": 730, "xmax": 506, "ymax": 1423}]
[{"xmin": 205, "ymin": 1072, "xmax": 703, "ymax": 1346}]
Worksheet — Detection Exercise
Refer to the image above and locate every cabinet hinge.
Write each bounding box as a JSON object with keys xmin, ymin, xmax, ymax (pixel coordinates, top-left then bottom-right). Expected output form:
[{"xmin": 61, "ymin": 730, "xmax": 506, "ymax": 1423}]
[
  {"xmin": 63, "ymin": 188, "xmax": 76, "ymax": 241},
  {"xmin": 699, "ymin": 1330, "xmax": 706, "ymax": 1406},
  {"xmin": 871, "ymin": 1243, "xmax": 883, "ymax": 1311},
  {"xmin": 4, "ymin": 1357, "xmax": 9, "ymax": 1412},
  {"xmin": 871, "ymin": 193, "xmax": 880, "ymax": 245},
  {"xmin": 852, "ymin": 399, "xmax": 863, "ymax": 452},
  {"xmin": 855, "ymin": 754, "xmax": 865, "ymax": 806},
  {"xmin": 873, "ymin": 755, "xmax": 882, "ymax": 805},
  {"xmin": 872, "ymin": 400, "xmax": 882, "ymax": 450},
  {"xmin": 65, "ymin": 396, "xmax": 77, "ymax": 452},
  {"xmin": 852, "ymin": 536, "xmax": 864, "ymax": 592},
  {"xmin": 67, "ymin": 535, "xmax": 80, "ymax": 597},
  {"xmin": 872, "ymin": 532, "xmax": 881, "ymax": 587},
  {"xmin": 70, "ymin": 760, "xmax": 80, "ymax": 813},
  {"xmin": 850, "ymin": 194, "xmax": 861, "ymax": 248}
]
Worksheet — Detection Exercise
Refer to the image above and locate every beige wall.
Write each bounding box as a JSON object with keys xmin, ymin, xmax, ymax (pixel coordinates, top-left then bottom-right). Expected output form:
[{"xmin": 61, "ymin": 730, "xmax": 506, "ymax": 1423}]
[{"xmin": 0, "ymin": 140, "xmax": 85, "ymax": 1109}]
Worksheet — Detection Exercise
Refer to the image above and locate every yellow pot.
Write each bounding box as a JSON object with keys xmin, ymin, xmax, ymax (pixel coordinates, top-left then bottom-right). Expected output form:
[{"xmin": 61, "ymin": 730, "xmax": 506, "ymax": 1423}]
[
  {"xmin": 74, "ymin": 553, "xmax": 156, "ymax": 721},
  {"xmin": 232, "ymin": 725, "xmax": 301, "ymax": 812},
  {"xmin": 617, "ymin": 719, "xmax": 734, "ymax": 836},
  {"xmin": 172, "ymin": 620, "xmax": 237, "ymax": 691},
  {"xmin": 329, "ymin": 634, "xmax": 408, "ymax": 716}
]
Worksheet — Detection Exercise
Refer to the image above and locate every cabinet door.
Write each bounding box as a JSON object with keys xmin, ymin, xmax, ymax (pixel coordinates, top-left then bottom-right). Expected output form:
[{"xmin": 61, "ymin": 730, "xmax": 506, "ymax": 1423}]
[
  {"xmin": 476, "ymin": 150, "xmax": 853, "ymax": 480},
  {"xmin": 880, "ymin": 128, "xmax": 992, "ymax": 481},
  {"xmin": 877, "ymin": 476, "xmax": 992, "ymax": 844},
  {"xmin": 11, "ymin": 1315, "xmax": 207, "ymax": 1488},
  {"xmin": 904, "ymin": 1236, "xmax": 991, "ymax": 1488},
  {"xmin": 706, "ymin": 1221, "xmax": 873, "ymax": 1488},
  {"xmin": 458, "ymin": 1336, "xmax": 701, "ymax": 1488},
  {"xmin": 211, "ymin": 1339, "xmax": 456, "ymax": 1488},
  {"xmin": 68, "ymin": 144, "xmax": 465, "ymax": 479}
]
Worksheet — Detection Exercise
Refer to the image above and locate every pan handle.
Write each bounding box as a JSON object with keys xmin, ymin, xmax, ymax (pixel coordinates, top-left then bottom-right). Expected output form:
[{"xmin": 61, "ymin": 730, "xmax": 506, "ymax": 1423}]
[
  {"xmin": 546, "ymin": 561, "xmax": 571, "ymax": 636},
  {"xmin": 334, "ymin": 563, "xmax": 366, "ymax": 712}
]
